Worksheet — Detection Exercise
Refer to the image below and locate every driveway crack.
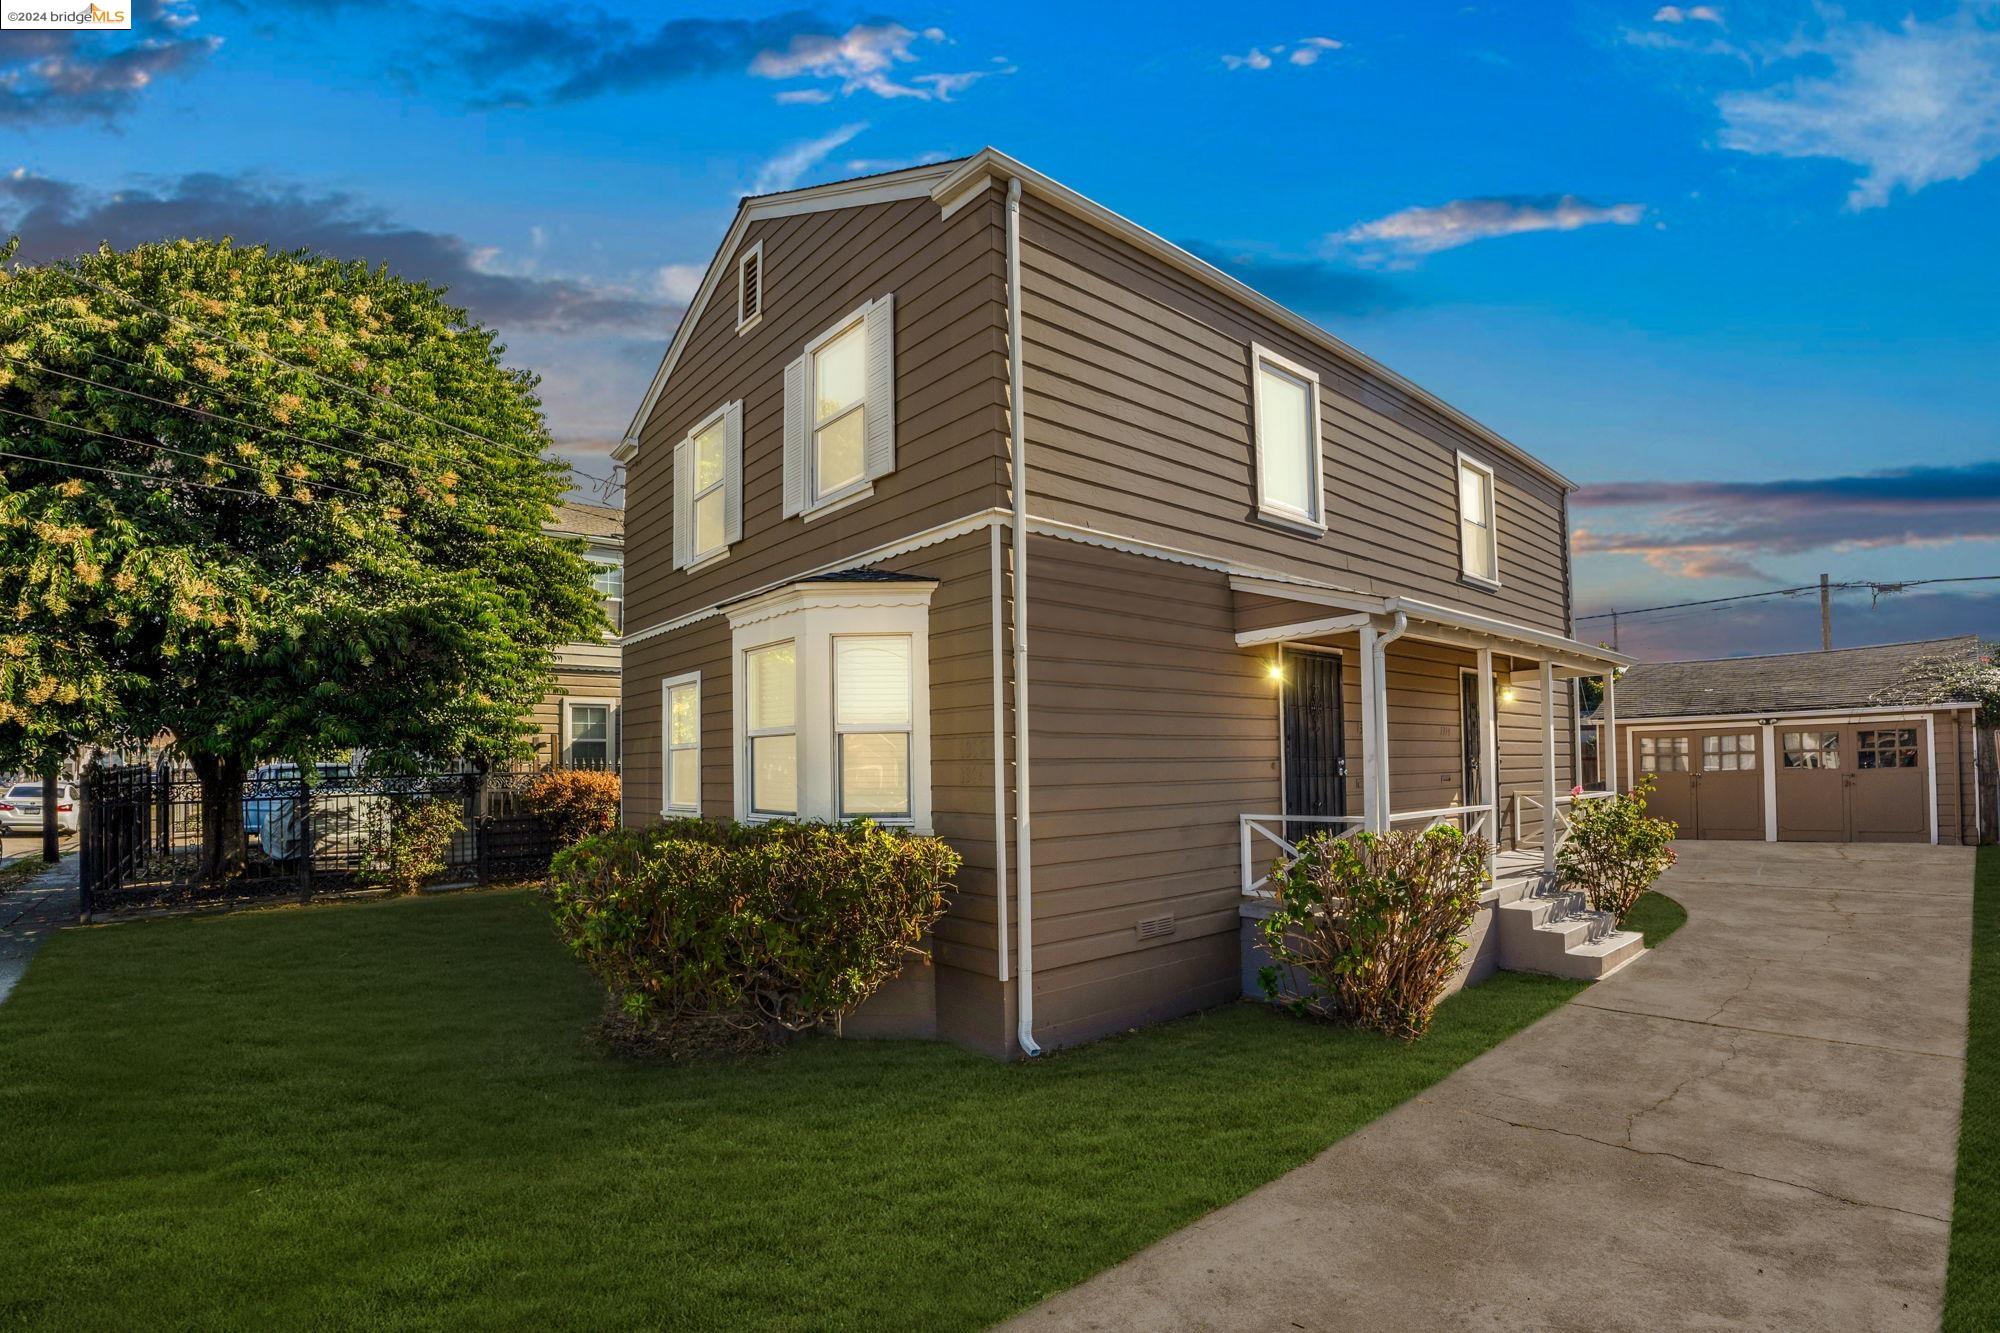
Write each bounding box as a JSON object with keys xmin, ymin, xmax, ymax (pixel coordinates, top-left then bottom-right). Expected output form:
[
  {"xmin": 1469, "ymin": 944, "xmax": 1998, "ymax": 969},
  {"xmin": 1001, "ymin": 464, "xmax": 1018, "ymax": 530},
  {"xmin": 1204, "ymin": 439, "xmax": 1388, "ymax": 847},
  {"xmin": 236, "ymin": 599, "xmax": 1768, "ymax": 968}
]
[{"xmin": 1467, "ymin": 1109, "xmax": 1949, "ymax": 1225}]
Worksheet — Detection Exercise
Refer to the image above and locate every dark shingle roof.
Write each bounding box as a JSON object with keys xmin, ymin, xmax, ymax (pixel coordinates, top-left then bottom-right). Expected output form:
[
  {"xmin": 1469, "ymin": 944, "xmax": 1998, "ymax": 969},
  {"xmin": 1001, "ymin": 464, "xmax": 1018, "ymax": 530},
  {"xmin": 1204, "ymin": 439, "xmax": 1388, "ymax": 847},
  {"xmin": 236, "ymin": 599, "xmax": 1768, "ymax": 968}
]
[
  {"xmin": 1600, "ymin": 635, "xmax": 1980, "ymax": 719},
  {"xmin": 547, "ymin": 500, "xmax": 624, "ymax": 540},
  {"xmin": 805, "ymin": 569, "xmax": 937, "ymax": 584}
]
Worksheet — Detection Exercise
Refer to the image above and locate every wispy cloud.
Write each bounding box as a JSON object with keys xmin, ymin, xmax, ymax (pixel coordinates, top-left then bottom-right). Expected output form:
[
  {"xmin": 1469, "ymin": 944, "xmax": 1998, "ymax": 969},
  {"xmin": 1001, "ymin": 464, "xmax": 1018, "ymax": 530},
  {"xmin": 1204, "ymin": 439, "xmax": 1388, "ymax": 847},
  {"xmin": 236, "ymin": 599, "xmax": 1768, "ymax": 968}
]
[
  {"xmin": 751, "ymin": 23, "xmax": 1009, "ymax": 102},
  {"xmin": 1572, "ymin": 460, "xmax": 2000, "ymax": 579},
  {"xmin": 0, "ymin": 1, "xmax": 218, "ymax": 123},
  {"xmin": 1223, "ymin": 36, "xmax": 1342, "ymax": 71},
  {"xmin": 0, "ymin": 169, "xmax": 669, "ymax": 334},
  {"xmin": 1652, "ymin": 5, "xmax": 1723, "ymax": 24},
  {"xmin": 1331, "ymin": 194, "xmax": 1646, "ymax": 263},
  {"xmin": 750, "ymin": 123, "xmax": 870, "ymax": 194},
  {"xmin": 1714, "ymin": 9, "xmax": 2000, "ymax": 209}
]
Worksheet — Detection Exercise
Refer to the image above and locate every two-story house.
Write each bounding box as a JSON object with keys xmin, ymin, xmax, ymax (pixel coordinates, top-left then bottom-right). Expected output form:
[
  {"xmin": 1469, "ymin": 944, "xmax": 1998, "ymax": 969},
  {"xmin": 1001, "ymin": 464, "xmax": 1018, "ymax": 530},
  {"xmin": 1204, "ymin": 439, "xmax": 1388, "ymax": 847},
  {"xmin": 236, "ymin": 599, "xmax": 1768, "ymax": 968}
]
[
  {"xmin": 536, "ymin": 500, "xmax": 624, "ymax": 771},
  {"xmin": 613, "ymin": 149, "xmax": 1633, "ymax": 1059}
]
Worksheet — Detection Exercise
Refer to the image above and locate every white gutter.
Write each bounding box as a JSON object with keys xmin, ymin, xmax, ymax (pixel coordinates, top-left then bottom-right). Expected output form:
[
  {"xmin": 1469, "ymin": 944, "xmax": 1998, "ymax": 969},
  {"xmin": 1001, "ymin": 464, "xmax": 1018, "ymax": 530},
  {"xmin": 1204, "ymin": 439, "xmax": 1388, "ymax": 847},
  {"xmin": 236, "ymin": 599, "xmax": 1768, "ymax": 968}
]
[
  {"xmin": 1373, "ymin": 611, "xmax": 1409, "ymax": 828},
  {"xmin": 988, "ymin": 523, "xmax": 1010, "ymax": 984},
  {"xmin": 1006, "ymin": 176, "xmax": 1041, "ymax": 1058}
]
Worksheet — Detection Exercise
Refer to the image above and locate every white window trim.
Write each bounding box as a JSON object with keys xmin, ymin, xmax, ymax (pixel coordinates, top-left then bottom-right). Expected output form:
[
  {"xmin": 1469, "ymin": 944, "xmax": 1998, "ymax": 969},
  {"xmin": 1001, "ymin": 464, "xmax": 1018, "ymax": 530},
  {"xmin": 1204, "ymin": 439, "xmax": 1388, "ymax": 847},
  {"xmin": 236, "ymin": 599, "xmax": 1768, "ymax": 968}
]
[
  {"xmin": 741, "ymin": 641, "xmax": 798, "ymax": 819},
  {"xmin": 802, "ymin": 304, "xmax": 873, "ymax": 515},
  {"xmin": 1248, "ymin": 342, "xmax": 1327, "ymax": 535},
  {"xmin": 1456, "ymin": 451, "xmax": 1501, "ymax": 590},
  {"xmin": 736, "ymin": 241, "xmax": 763, "ymax": 335},
  {"xmin": 562, "ymin": 696, "xmax": 617, "ymax": 769},
  {"xmin": 662, "ymin": 670, "xmax": 701, "ymax": 815},
  {"xmin": 833, "ymin": 633, "xmax": 917, "ymax": 821},
  {"xmin": 686, "ymin": 402, "xmax": 732, "ymax": 565},
  {"xmin": 727, "ymin": 580, "xmax": 934, "ymax": 832}
]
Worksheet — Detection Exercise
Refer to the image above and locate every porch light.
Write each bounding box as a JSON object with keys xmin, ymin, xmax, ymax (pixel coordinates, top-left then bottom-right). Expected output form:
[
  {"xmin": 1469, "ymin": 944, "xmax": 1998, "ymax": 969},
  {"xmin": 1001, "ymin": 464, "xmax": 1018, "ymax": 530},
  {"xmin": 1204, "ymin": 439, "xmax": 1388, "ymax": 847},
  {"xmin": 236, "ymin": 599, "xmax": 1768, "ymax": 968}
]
[
  {"xmin": 1500, "ymin": 685, "xmax": 1518, "ymax": 703},
  {"xmin": 1266, "ymin": 659, "xmax": 1285, "ymax": 681}
]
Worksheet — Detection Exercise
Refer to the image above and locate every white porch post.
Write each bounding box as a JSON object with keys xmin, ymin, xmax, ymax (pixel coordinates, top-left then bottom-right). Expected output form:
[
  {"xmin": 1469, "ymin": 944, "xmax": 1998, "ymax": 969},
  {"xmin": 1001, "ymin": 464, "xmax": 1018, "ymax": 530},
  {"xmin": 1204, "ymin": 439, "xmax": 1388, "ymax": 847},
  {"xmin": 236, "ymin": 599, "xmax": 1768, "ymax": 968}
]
[
  {"xmin": 1358, "ymin": 625, "xmax": 1380, "ymax": 832},
  {"xmin": 1541, "ymin": 659, "xmax": 1559, "ymax": 871},
  {"xmin": 1603, "ymin": 671, "xmax": 1618, "ymax": 792},
  {"xmin": 1374, "ymin": 645, "xmax": 1393, "ymax": 831},
  {"xmin": 1477, "ymin": 646, "xmax": 1498, "ymax": 873}
]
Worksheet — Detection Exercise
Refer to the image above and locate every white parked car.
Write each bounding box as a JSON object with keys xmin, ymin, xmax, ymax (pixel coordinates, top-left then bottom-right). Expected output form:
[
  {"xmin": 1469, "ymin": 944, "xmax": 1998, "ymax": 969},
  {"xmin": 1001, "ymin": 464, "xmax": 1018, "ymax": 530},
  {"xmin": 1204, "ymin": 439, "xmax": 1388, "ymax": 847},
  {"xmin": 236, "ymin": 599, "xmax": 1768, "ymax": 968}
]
[{"xmin": 0, "ymin": 782, "xmax": 78, "ymax": 834}]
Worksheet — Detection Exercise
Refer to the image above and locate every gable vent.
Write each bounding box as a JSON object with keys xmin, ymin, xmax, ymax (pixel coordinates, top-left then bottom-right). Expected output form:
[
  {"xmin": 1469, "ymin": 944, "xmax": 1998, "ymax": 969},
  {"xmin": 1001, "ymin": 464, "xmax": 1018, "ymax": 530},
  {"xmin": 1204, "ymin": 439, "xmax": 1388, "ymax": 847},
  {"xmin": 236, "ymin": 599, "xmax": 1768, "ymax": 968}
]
[
  {"xmin": 736, "ymin": 244, "xmax": 762, "ymax": 332},
  {"xmin": 1136, "ymin": 914, "xmax": 1176, "ymax": 941}
]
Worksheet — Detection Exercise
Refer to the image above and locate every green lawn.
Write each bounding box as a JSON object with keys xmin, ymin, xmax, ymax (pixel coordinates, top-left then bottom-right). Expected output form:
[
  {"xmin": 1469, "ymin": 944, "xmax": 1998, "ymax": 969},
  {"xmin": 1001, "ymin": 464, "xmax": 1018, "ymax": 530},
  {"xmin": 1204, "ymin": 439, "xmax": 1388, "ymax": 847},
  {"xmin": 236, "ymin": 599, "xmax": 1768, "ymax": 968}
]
[
  {"xmin": 1946, "ymin": 845, "xmax": 2000, "ymax": 1331},
  {"xmin": 1624, "ymin": 889, "xmax": 1688, "ymax": 948},
  {"xmin": 0, "ymin": 888, "xmax": 1583, "ymax": 1331}
]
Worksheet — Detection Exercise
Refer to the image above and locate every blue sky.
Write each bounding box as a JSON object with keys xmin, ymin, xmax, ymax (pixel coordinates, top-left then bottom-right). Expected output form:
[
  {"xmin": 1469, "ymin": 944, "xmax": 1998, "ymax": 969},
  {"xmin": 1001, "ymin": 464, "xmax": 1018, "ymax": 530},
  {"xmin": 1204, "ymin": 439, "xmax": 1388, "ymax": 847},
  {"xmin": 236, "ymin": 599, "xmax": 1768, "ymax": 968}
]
[{"xmin": 4, "ymin": 0, "xmax": 1997, "ymax": 658}]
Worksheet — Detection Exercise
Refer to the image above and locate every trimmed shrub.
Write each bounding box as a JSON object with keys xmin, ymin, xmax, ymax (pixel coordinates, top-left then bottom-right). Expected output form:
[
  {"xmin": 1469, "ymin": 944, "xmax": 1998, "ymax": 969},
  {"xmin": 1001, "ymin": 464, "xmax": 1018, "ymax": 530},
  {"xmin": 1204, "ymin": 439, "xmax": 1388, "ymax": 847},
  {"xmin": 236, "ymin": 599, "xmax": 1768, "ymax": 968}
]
[
  {"xmin": 365, "ymin": 798, "xmax": 463, "ymax": 895},
  {"xmin": 521, "ymin": 768, "xmax": 621, "ymax": 848},
  {"xmin": 544, "ymin": 818, "xmax": 959, "ymax": 1057},
  {"xmin": 1257, "ymin": 824, "xmax": 1488, "ymax": 1042},
  {"xmin": 1557, "ymin": 778, "xmax": 1678, "ymax": 923}
]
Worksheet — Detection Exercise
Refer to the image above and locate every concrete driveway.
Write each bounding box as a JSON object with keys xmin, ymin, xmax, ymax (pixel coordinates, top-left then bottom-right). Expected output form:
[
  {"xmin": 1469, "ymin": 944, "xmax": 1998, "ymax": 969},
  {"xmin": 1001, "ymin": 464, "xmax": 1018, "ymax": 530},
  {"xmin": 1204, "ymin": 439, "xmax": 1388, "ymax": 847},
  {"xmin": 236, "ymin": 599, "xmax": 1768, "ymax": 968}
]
[{"xmin": 1010, "ymin": 840, "xmax": 1975, "ymax": 1332}]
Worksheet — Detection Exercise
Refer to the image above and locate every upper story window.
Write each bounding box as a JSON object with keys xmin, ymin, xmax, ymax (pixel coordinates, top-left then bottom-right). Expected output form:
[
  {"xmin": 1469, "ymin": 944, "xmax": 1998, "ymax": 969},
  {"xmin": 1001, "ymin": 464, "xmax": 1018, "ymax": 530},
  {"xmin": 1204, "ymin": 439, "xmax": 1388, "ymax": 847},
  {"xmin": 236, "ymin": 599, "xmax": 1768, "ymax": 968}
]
[
  {"xmin": 784, "ymin": 295, "xmax": 895, "ymax": 521},
  {"xmin": 586, "ymin": 553, "xmax": 623, "ymax": 633},
  {"xmin": 811, "ymin": 316, "xmax": 868, "ymax": 502},
  {"xmin": 736, "ymin": 241, "xmax": 763, "ymax": 334},
  {"xmin": 1456, "ymin": 453, "xmax": 1499, "ymax": 586},
  {"xmin": 672, "ymin": 400, "xmax": 742, "ymax": 572},
  {"xmin": 1249, "ymin": 343, "xmax": 1324, "ymax": 532}
]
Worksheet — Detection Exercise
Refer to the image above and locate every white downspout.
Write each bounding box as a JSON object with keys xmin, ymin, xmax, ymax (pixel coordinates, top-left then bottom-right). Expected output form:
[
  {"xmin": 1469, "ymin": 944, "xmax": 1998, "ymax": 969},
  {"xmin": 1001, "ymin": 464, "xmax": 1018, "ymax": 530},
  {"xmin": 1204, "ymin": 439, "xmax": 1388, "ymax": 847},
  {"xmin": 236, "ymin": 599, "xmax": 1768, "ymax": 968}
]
[
  {"xmin": 1374, "ymin": 611, "xmax": 1409, "ymax": 829},
  {"xmin": 1006, "ymin": 176, "xmax": 1042, "ymax": 1058},
  {"xmin": 989, "ymin": 523, "xmax": 1009, "ymax": 984}
]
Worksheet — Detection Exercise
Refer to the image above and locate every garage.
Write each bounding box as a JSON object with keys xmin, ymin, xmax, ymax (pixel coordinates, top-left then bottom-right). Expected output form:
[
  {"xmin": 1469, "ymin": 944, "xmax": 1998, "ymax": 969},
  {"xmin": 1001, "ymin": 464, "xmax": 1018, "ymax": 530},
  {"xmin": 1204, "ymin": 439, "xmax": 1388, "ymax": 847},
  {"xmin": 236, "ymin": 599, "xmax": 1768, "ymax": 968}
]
[{"xmin": 1587, "ymin": 637, "xmax": 1988, "ymax": 847}]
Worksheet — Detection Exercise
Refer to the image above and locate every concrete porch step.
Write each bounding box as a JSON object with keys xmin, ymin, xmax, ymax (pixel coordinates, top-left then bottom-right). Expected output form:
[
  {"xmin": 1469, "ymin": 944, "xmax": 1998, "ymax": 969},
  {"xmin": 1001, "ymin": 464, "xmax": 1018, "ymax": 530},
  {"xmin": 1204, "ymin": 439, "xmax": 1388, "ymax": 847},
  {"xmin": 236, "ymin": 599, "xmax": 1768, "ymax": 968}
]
[{"xmin": 1495, "ymin": 876, "xmax": 1647, "ymax": 981}]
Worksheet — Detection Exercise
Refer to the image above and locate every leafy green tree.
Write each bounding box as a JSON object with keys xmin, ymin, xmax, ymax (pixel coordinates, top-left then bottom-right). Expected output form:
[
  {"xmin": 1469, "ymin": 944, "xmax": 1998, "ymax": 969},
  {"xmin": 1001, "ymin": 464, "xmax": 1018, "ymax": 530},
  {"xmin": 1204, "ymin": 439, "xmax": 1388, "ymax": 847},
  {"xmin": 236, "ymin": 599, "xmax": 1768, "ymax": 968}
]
[{"xmin": 0, "ymin": 237, "xmax": 603, "ymax": 877}]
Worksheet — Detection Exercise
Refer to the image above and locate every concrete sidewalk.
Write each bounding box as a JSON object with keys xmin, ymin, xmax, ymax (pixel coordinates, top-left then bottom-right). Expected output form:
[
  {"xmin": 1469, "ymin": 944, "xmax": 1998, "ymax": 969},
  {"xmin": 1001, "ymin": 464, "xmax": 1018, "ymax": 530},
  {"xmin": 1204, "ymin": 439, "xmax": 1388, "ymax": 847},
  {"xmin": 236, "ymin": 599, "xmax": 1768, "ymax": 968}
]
[
  {"xmin": 0, "ymin": 854, "xmax": 79, "ymax": 1005},
  {"xmin": 1009, "ymin": 841, "xmax": 1974, "ymax": 1332}
]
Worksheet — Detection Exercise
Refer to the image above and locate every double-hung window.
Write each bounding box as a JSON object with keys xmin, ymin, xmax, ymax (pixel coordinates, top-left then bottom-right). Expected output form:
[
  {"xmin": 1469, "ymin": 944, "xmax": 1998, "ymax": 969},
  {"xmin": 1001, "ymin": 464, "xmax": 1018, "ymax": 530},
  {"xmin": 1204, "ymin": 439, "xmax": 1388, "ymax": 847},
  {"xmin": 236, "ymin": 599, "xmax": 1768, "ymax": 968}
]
[
  {"xmin": 673, "ymin": 401, "xmax": 742, "ymax": 571},
  {"xmin": 810, "ymin": 317, "xmax": 868, "ymax": 503},
  {"xmin": 744, "ymin": 642, "xmax": 798, "ymax": 817},
  {"xmin": 784, "ymin": 295, "xmax": 895, "ymax": 520},
  {"xmin": 1457, "ymin": 454, "xmax": 1499, "ymax": 585},
  {"xmin": 587, "ymin": 554, "xmax": 624, "ymax": 633},
  {"xmin": 833, "ymin": 636, "xmax": 913, "ymax": 820},
  {"xmin": 663, "ymin": 672, "xmax": 700, "ymax": 814},
  {"xmin": 566, "ymin": 701, "xmax": 613, "ymax": 770},
  {"xmin": 1249, "ymin": 343, "xmax": 1324, "ymax": 532}
]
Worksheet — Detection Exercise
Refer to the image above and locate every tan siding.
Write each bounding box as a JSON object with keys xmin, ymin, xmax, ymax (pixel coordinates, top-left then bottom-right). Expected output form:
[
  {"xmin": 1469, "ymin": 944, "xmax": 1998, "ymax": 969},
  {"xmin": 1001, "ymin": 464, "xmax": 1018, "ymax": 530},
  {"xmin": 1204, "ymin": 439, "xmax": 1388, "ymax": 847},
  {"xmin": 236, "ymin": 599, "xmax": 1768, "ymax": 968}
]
[
  {"xmin": 1017, "ymin": 196, "xmax": 1572, "ymax": 636},
  {"xmin": 623, "ymin": 195, "xmax": 1009, "ymax": 636}
]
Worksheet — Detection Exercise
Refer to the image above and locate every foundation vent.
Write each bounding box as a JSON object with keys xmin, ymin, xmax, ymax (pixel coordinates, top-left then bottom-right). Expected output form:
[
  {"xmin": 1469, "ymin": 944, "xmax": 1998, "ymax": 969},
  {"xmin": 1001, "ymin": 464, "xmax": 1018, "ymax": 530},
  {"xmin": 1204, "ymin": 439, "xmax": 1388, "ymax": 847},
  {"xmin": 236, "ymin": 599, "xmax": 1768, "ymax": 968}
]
[{"xmin": 1136, "ymin": 914, "xmax": 1176, "ymax": 941}]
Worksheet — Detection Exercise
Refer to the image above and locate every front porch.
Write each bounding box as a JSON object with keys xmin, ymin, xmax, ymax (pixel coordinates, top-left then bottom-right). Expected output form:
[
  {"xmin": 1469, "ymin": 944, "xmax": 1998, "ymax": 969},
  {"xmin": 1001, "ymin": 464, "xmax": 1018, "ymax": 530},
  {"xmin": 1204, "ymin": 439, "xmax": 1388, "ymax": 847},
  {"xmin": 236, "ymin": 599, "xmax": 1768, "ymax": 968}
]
[{"xmin": 1229, "ymin": 578, "xmax": 1642, "ymax": 983}]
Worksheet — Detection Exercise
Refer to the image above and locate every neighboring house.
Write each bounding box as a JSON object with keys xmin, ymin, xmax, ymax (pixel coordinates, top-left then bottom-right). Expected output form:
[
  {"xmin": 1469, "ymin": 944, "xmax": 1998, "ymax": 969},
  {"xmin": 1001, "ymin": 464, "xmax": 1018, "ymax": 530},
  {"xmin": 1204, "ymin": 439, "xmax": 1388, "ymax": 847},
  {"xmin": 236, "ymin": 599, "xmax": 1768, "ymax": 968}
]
[
  {"xmin": 613, "ymin": 149, "xmax": 1632, "ymax": 1059},
  {"xmin": 1584, "ymin": 636, "xmax": 1988, "ymax": 845},
  {"xmin": 536, "ymin": 500, "xmax": 624, "ymax": 771}
]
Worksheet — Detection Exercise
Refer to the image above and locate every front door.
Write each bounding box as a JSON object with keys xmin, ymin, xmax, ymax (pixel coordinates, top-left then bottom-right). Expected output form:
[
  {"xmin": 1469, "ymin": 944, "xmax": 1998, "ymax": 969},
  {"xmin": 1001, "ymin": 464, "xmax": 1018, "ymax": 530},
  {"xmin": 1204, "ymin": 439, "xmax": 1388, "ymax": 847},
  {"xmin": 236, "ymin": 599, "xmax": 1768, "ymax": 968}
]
[{"xmin": 1282, "ymin": 648, "xmax": 1345, "ymax": 842}]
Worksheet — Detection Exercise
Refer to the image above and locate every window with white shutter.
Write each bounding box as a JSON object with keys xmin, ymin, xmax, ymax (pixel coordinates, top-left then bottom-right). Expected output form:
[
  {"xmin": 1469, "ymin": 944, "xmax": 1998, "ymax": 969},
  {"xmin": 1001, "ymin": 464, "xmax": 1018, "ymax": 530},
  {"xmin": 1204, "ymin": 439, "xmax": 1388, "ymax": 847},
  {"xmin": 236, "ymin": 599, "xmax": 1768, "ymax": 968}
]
[
  {"xmin": 673, "ymin": 400, "xmax": 743, "ymax": 571},
  {"xmin": 785, "ymin": 295, "xmax": 894, "ymax": 520}
]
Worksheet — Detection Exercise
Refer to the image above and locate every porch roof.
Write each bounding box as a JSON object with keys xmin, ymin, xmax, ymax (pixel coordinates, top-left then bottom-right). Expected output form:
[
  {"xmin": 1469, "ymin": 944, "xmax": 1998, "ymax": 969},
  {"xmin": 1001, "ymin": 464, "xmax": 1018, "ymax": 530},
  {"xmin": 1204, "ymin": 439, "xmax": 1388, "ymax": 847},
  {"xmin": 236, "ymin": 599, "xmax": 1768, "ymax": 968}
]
[{"xmin": 1229, "ymin": 576, "xmax": 1632, "ymax": 674}]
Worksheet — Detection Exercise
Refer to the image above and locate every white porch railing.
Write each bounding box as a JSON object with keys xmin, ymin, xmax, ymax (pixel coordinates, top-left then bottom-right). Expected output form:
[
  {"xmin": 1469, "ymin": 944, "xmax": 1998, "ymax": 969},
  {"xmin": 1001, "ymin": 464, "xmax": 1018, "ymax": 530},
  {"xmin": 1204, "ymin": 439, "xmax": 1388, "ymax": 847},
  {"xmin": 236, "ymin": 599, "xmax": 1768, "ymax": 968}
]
[
  {"xmin": 1512, "ymin": 789, "xmax": 1618, "ymax": 858},
  {"xmin": 1239, "ymin": 804, "xmax": 1496, "ymax": 898}
]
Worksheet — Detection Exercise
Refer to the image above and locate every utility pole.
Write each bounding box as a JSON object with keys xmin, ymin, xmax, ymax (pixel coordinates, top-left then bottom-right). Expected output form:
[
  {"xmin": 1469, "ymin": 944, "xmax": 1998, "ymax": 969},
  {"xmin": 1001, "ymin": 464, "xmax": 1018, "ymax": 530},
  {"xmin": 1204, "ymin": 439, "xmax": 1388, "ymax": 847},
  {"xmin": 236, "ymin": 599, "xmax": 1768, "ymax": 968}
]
[
  {"xmin": 1819, "ymin": 573, "xmax": 1833, "ymax": 651},
  {"xmin": 1610, "ymin": 610, "xmax": 1620, "ymax": 652}
]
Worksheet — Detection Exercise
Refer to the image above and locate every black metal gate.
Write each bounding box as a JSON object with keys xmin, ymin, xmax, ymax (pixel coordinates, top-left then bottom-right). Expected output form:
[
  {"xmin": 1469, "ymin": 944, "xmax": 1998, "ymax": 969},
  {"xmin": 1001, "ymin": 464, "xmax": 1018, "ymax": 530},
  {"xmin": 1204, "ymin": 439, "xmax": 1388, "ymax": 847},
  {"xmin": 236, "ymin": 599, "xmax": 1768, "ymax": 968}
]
[
  {"xmin": 78, "ymin": 762, "xmax": 559, "ymax": 917},
  {"xmin": 1281, "ymin": 648, "xmax": 1345, "ymax": 843}
]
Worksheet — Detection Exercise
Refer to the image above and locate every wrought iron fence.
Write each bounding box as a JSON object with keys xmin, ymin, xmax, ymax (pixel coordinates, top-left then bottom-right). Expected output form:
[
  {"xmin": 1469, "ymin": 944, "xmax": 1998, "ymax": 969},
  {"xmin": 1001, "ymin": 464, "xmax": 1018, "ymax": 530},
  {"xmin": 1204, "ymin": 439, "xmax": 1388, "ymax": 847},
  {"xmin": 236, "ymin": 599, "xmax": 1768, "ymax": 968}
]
[{"xmin": 78, "ymin": 761, "xmax": 572, "ymax": 917}]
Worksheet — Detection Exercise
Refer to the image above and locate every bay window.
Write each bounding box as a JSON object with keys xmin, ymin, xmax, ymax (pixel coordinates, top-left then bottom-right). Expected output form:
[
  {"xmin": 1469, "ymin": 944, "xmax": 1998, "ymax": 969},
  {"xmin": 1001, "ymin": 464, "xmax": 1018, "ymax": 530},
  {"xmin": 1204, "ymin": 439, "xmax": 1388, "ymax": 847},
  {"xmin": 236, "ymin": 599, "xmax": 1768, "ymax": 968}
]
[{"xmin": 727, "ymin": 576, "xmax": 933, "ymax": 830}]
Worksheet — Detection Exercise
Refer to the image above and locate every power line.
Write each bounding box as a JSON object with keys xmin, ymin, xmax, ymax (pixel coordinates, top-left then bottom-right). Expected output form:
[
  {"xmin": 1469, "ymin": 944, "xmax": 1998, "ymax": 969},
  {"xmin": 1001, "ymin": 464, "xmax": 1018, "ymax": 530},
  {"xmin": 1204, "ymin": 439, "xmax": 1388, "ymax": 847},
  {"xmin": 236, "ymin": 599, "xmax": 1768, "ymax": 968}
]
[
  {"xmin": 0, "ymin": 403, "xmax": 378, "ymax": 504},
  {"xmin": 1578, "ymin": 575, "xmax": 2000, "ymax": 623},
  {"xmin": 0, "ymin": 445, "xmax": 358, "ymax": 507}
]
